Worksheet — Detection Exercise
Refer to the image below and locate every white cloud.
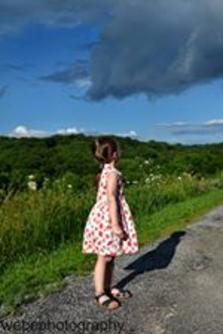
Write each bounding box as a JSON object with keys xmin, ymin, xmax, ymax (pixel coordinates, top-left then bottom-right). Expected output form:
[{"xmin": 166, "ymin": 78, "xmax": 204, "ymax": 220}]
[
  {"xmin": 7, "ymin": 125, "xmax": 138, "ymax": 139},
  {"xmin": 155, "ymin": 121, "xmax": 189, "ymax": 128},
  {"xmin": 156, "ymin": 119, "xmax": 223, "ymax": 129},
  {"xmin": 56, "ymin": 127, "xmax": 85, "ymax": 135},
  {"xmin": 204, "ymin": 119, "xmax": 223, "ymax": 126},
  {"xmin": 114, "ymin": 130, "xmax": 138, "ymax": 138},
  {"xmin": 94, "ymin": 129, "xmax": 138, "ymax": 138},
  {"xmin": 154, "ymin": 118, "xmax": 223, "ymax": 141},
  {"xmin": 8, "ymin": 125, "xmax": 86, "ymax": 138},
  {"xmin": 75, "ymin": 77, "xmax": 92, "ymax": 89},
  {"xmin": 8, "ymin": 125, "xmax": 48, "ymax": 138}
]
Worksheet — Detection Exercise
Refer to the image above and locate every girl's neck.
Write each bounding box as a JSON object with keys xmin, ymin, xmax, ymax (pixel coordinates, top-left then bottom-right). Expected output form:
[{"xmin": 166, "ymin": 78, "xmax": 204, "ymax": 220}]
[{"xmin": 105, "ymin": 159, "xmax": 116, "ymax": 167}]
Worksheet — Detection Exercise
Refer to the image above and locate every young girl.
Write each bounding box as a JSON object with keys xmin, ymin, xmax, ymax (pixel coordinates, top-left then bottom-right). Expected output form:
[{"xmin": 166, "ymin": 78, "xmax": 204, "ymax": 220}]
[{"xmin": 82, "ymin": 136, "xmax": 139, "ymax": 310}]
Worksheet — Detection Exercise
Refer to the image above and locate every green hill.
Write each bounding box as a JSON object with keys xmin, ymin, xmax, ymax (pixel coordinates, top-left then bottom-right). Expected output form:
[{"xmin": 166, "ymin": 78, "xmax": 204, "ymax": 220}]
[{"xmin": 0, "ymin": 134, "xmax": 223, "ymax": 191}]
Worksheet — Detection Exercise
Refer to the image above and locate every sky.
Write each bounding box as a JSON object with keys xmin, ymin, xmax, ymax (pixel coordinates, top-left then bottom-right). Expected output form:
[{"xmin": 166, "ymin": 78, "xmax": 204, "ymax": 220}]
[{"xmin": 0, "ymin": 0, "xmax": 223, "ymax": 145}]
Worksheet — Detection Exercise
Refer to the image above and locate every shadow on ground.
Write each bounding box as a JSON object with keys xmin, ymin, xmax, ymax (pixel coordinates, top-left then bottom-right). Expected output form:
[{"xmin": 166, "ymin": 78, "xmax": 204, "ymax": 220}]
[{"xmin": 116, "ymin": 231, "xmax": 186, "ymax": 289}]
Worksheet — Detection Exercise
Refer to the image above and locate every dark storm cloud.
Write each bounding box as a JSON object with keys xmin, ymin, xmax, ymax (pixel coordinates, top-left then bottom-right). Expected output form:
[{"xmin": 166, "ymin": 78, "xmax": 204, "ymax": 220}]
[
  {"xmin": 0, "ymin": 0, "xmax": 115, "ymax": 36},
  {"xmin": 0, "ymin": 85, "xmax": 7, "ymax": 98},
  {"xmin": 1, "ymin": 0, "xmax": 223, "ymax": 100},
  {"xmin": 87, "ymin": 0, "xmax": 223, "ymax": 100}
]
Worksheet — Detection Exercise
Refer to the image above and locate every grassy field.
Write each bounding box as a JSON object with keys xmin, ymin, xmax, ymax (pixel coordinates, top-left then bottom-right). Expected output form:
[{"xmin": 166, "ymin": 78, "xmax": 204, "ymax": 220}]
[{"xmin": 0, "ymin": 171, "xmax": 223, "ymax": 318}]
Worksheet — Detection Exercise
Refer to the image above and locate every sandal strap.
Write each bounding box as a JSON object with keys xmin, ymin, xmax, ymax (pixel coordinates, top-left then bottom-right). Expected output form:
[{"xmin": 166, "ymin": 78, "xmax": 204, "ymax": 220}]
[
  {"xmin": 101, "ymin": 298, "xmax": 114, "ymax": 307},
  {"xmin": 95, "ymin": 292, "xmax": 106, "ymax": 300},
  {"xmin": 111, "ymin": 287, "xmax": 132, "ymax": 297},
  {"xmin": 95, "ymin": 292, "xmax": 114, "ymax": 306}
]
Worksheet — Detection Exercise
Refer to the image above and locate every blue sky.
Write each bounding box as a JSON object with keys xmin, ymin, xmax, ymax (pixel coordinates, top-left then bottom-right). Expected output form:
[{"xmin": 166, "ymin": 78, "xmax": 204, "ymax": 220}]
[{"xmin": 0, "ymin": 0, "xmax": 223, "ymax": 144}]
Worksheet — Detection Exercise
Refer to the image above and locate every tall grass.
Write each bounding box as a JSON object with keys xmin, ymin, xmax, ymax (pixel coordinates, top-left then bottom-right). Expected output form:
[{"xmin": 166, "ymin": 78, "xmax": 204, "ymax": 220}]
[
  {"xmin": 0, "ymin": 171, "xmax": 222, "ymax": 275},
  {"xmin": 0, "ymin": 185, "xmax": 95, "ymax": 274},
  {"xmin": 126, "ymin": 172, "xmax": 220, "ymax": 224}
]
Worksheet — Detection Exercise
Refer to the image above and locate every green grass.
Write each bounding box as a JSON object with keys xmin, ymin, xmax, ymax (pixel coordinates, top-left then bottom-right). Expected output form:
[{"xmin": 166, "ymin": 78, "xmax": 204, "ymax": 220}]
[
  {"xmin": 1, "ymin": 188, "xmax": 223, "ymax": 319},
  {"xmin": 137, "ymin": 188, "xmax": 223, "ymax": 244},
  {"xmin": 0, "ymin": 171, "xmax": 219, "ymax": 274},
  {"xmin": 0, "ymin": 241, "xmax": 97, "ymax": 318}
]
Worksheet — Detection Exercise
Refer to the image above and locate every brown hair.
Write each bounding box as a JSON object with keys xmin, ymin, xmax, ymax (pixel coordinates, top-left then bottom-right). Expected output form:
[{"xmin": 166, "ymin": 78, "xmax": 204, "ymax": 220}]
[
  {"xmin": 91, "ymin": 136, "xmax": 121, "ymax": 190},
  {"xmin": 91, "ymin": 135, "xmax": 121, "ymax": 164}
]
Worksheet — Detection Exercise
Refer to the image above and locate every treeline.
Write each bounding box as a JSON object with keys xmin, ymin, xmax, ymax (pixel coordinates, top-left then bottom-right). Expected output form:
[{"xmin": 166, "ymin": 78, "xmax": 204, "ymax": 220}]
[{"xmin": 0, "ymin": 134, "xmax": 223, "ymax": 191}]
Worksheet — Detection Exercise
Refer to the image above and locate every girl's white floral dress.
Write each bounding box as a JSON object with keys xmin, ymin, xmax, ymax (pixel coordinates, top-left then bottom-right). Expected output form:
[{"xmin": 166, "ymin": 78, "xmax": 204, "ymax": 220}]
[{"xmin": 82, "ymin": 162, "xmax": 139, "ymax": 256}]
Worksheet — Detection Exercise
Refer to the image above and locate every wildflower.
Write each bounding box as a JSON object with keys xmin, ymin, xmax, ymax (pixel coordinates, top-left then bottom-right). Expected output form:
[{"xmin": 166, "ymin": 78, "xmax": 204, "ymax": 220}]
[{"xmin": 28, "ymin": 181, "xmax": 37, "ymax": 191}]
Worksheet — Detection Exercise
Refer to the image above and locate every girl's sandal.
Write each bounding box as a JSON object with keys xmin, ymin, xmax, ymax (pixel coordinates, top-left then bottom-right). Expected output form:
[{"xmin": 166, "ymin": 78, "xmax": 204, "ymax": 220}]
[
  {"xmin": 95, "ymin": 292, "xmax": 121, "ymax": 310},
  {"xmin": 106, "ymin": 287, "xmax": 132, "ymax": 300}
]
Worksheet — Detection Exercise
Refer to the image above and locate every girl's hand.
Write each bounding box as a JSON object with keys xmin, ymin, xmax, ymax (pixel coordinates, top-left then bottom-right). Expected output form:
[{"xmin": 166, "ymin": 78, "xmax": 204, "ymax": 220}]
[
  {"xmin": 112, "ymin": 224, "xmax": 128, "ymax": 240},
  {"xmin": 112, "ymin": 224, "xmax": 123, "ymax": 238}
]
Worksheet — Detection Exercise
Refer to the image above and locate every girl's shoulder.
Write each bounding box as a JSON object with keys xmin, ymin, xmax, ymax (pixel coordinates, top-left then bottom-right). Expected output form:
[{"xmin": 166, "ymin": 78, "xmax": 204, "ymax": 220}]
[{"xmin": 104, "ymin": 166, "xmax": 122, "ymax": 176}]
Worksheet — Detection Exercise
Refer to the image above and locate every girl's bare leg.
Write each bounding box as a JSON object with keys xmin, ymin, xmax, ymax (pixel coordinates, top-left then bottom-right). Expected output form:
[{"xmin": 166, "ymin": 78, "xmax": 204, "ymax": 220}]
[
  {"xmin": 94, "ymin": 255, "xmax": 119, "ymax": 309},
  {"xmin": 105, "ymin": 256, "xmax": 115, "ymax": 290},
  {"xmin": 94, "ymin": 255, "xmax": 107, "ymax": 294}
]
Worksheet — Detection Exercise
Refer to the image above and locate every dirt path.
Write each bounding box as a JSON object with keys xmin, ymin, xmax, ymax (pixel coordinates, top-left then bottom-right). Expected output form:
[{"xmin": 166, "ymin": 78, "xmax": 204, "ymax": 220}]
[{"xmin": 1, "ymin": 205, "xmax": 223, "ymax": 334}]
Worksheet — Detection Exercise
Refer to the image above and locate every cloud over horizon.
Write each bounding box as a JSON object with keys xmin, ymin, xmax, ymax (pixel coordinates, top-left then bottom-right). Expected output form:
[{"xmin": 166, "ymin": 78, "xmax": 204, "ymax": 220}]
[
  {"xmin": 7, "ymin": 125, "xmax": 138, "ymax": 140},
  {"xmin": 156, "ymin": 119, "xmax": 223, "ymax": 136},
  {"xmin": 1, "ymin": 0, "xmax": 223, "ymax": 101}
]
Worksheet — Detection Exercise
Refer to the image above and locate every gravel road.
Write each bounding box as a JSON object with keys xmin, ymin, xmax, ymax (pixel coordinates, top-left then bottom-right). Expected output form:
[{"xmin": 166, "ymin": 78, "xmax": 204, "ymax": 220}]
[{"xmin": 1, "ymin": 205, "xmax": 223, "ymax": 334}]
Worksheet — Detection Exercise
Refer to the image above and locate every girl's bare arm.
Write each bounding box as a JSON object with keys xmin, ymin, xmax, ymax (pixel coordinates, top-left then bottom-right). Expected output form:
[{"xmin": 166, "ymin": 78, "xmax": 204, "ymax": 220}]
[{"xmin": 107, "ymin": 171, "xmax": 124, "ymax": 238}]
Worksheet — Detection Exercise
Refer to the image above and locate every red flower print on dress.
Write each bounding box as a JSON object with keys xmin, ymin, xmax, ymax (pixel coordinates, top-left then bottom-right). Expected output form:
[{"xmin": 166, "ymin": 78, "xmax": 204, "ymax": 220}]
[{"xmin": 82, "ymin": 162, "xmax": 139, "ymax": 256}]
